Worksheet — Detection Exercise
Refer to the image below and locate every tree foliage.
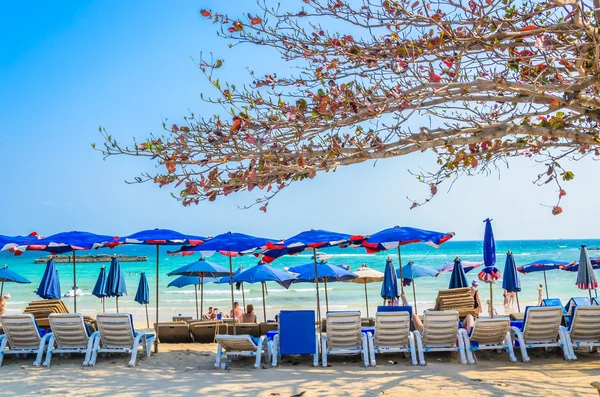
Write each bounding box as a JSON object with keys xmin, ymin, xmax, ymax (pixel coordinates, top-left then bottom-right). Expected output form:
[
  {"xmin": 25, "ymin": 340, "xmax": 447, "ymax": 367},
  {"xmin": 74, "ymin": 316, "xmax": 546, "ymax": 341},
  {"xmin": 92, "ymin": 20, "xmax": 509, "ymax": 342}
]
[{"xmin": 97, "ymin": 0, "xmax": 600, "ymax": 214}]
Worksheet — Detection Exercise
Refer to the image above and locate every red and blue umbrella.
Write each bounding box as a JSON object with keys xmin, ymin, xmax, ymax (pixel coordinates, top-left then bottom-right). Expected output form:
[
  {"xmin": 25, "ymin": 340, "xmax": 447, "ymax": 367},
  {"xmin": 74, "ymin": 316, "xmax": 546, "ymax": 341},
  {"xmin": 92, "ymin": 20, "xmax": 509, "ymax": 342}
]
[
  {"xmin": 399, "ymin": 260, "xmax": 437, "ymax": 312},
  {"xmin": 502, "ymin": 251, "xmax": 522, "ymax": 312},
  {"xmin": 37, "ymin": 258, "xmax": 61, "ymax": 300},
  {"xmin": 576, "ymin": 245, "xmax": 598, "ymax": 302},
  {"xmin": 437, "ymin": 260, "xmax": 483, "ymax": 274},
  {"xmin": 381, "ymin": 257, "xmax": 400, "ymax": 302},
  {"xmin": 294, "ymin": 261, "xmax": 356, "ymax": 313},
  {"xmin": 448, "ymin": 258, "xmax": 469, "ymax": 289},
  {"xmin": 517, "ymin": 259, "xmax": 570, "ymax": 298},
  {"xmin": 106, "ymin": 256, "xmax": 127, "ymax": 312},
  {"xmin": 91, "ymin": 265, "xmax": 108, "ymax": 312},
  {"xmin": 478, "ymin": 219, "xmax": 500, "ymax": 317},
  {"xmin": 134, "ymin": 271, "xmax": 150, "ymax": 328},
  {"xmin": 0, "ymin": 232, "xmax": 40, "ymax": 253},
  {"xmin": 0, "ymin": 265, "xmax": 31, "ymax": 296}
]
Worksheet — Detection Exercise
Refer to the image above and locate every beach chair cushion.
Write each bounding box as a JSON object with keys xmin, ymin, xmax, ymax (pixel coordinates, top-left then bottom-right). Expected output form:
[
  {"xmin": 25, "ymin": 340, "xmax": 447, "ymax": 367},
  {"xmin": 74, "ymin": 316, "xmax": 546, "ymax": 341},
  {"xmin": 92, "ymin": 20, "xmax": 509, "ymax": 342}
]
[
  {"xmin": 1, "ymin": 314, "xmax": 44, "ymax": 349},
  {"xmin": 568, "ymin": 306, "xmax": 600, "ymax": 342},
  {"xmin": 541, "ymin": 298, "xmax": 567, "ymax": 314},
  {"xmin": 520, "ymin": 306, "xmax": 562, "ymax": 343},
  {"xmin": 96, "ymin": 313, "xmax": 136, "ymax": 347},
  {"xmin": 48, "ymin": 313, "xmax": 90, "ymax": 348},
  {"xmin": 421, "ymin": 311, "xmax": 459, "ymax": 347},
  {"xmin": 216, "ymin": 335, "xmax": 259, "ymax": 352},
  {"xmin": 325, "ymin": 311, "xmax": 362, "ymax": 349},
  {"xmin": 279, "ymin": 310, "xmax": 316, "ymax": 355},
  {"xmin": 565, "ymin": 297, "xmax": 591, "ymax": 313},
  {"xmin": 374, "ymin": 311, "xmax": 411, "ymax": 348},
  {"xmin": 468, "ymin": 318, "xmax": 511, "ymax": 345}
]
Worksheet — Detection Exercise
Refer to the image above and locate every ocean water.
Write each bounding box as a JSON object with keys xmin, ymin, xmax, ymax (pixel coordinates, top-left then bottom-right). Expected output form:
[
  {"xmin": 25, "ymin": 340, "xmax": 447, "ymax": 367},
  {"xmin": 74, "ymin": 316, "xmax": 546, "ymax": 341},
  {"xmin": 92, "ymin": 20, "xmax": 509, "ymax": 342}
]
[{"xmin": 1, "ymin": 239, "xmax": 598, "ymax": 323}]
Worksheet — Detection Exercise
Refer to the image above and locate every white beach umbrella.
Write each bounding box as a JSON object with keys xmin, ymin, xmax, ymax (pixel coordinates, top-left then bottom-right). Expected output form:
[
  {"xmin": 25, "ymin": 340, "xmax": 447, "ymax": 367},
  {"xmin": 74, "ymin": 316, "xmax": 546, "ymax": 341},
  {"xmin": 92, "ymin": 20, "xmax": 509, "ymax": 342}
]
[{"xmin": 346, "ymin": 264, "xmax": 384, "ymax": 317}]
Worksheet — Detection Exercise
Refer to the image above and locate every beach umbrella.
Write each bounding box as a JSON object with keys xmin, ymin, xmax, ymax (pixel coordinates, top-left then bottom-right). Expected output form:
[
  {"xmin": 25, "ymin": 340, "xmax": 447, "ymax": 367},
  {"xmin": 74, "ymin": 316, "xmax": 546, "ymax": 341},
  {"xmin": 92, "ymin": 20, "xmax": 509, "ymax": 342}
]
[
  {"xmin": 175, "ymin": 232, "xmax": 276, "ymax": 334},
  {"xmin": 502, "ymin": 251, "xmax": 522, "ymax": 312},
  {"xmin": 167, "ymin": 276, "xmax": 217, "ymax": 318},
  {"xmin": 217, "ymin": 267, "xmax": 248, "ymax": 309},
  {"xmin": 399, "ymin": 260, "xmax": 437, "ymax": 313},
  {"xmin": 106, "ymin": 256, "xmax": 127, "ymax": 312},
  {"xmin": 287, "ymin": 263, "xmax": 348, "ymax": 274},
  {"xmin": 576, "ymin": 245, "xmax": 598, "ymax": 302},
  {"xmin": 168, "ymin": 257, "xmax": 229, "ymax": 319},
  {"xmin": 134, "ymin": 271, "xmax": 150, "ymax": 328},
  {"xmin": 345, "ymin": 265, "xmax": 384, "ymax": 318},
  {"xmin": 91, "ymin": 265, "xmax": 108, "ymax": 312},
  {"xmin": 0, "ymin": 232, "xmax": 40, "ymax": 252},
  {"xmin": 364, "ymin": 226, "xmax": 454, "ymax": 294},
  {"xmin": 261, "ymin": 229, "xmax": 363, "ymax": 335},
  {"xmin": 381, "ymin": 257, "xmax": 400, "ymax": 303},
  {"xmin": 116, "ymin": 228, "xmax": 205, "ymax": 352},
  {"xmin": 448, "ymin": 258, "xmax": 469, "ymax": 289},
  {"xmin": 560, "ymin": 262, "xmax": 600, "ymax": 272},
  {"xmin": 294, "ymin": 261, "xmax": 356, "ymax": 313},
  {"xmin": 36, "ymin": 258, "xmax": 61, "ymax": 300},
  {"xmin": 15, "ymin": 231, "xmax": 117, "ymax": 312},
  {"xmin": 0, "ymin": 265, "xmax": 31, "ymax": 296},
  {"xmin": 517, "ymin": 259, "xmax": 569, "ymax": 298},
  {"xmin": 478, "ymin": 219, "xmax": 500, "ymax": 317},
  {"xmin": 437, "ymin": 261, "xmax": 483, "ymax": 274},
  {"xmin": 233, "ymin": 261, "xmax": 296, "ymax": 322}
]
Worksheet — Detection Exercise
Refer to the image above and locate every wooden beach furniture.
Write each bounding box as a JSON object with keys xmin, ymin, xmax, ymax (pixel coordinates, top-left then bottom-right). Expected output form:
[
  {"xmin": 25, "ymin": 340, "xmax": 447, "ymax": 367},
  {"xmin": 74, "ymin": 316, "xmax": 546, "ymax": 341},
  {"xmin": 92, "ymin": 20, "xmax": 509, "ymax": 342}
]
[
  {"xmin": 321, "ymin": 311, "xmax": 369, "ymax": 367},
  {"xmin": 236, "ymin": 324, "xmax": 261, "ymax": 337},
  {"xmin": 43, "ymin": 313, "xmax": 97, "ymax": 367},
  {"xmin": 367, "ymin": 309, "xmax": 417, "ymax": 366},
  {"xmin": 0, "ymin": 314, "xmax": 52, "ymax": 367},
  {"xmin": 156, "ymin": 322, "xmax": 193, "ymax": 343},
  {"xmin": 188, "ymin": 321, "xmax": 227, "ymax": 343},
  {"xmin": 434, "ymin": 288, "xmax": 475, "ymax": 319},
  {"xmin": 23, "ymin": 299, "xmax": 69, "ymax": 327},
  {"xmin": 87, "ymin": 313, "xmax": 155, "ymax": 367},
  {"xmin": 259, "ymin": 322, "xmax": 278, "ymax": 336},
  {"xmin": 561, "ymin": 306, "xmax": 600, "ymax": 360},
  {"xmin": 510, "ymin": 306, "xmax": 571, "ymax": 362},
  {"xmin": 413, "ymin": 310, "xmax": 469, "ymax": 365},
  {"xmin": 270, "ymin": 310, "xmax": 318, "ymax": 367},
  {"xmin": 214, "ymin": 334, "xmax": 268, "ymax": 369},
  {"xmin": 172, "ymin": 316, "xmax": 193, "ymax": 323},
  {"xmin": 461, "ymin": 317, "xmax": 517, "ymax": 363}
]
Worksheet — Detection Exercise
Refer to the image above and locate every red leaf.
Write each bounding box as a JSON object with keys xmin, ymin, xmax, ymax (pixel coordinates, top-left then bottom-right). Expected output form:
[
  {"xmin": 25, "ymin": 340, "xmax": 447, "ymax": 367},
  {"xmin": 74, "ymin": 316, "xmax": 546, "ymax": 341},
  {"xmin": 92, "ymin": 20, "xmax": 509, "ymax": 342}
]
[
  {"xmin": 520, "ymin": 25, "xmax": 538, "ymax": 31},
  {"xmin": 559, "ymin": 189, "xmax": 567, "ymax": 197},
  {"xmin": 230, "ymin": 117, "xmax": 242, "ymax": 133},
  {"xmin": 442, "ymin": 57, "xmax": 454, "ymax": 68},
  {"xmin": 468, "ymin": 0, "xmax": 477, "ymax": 13},
  {"xmin": 200, "ymin": 9, "xmax": 211, "ymax": 17},
  {"xmin": 551, "ymin": 206, "xmax": 563, "ymax": 216},
  {"xmin": 429, "ymin": 71, "xmax": 441, "ymax": 83},
  {"xmin": 250, "ymin": 17, "xmax": 262, "ymax": 25}
]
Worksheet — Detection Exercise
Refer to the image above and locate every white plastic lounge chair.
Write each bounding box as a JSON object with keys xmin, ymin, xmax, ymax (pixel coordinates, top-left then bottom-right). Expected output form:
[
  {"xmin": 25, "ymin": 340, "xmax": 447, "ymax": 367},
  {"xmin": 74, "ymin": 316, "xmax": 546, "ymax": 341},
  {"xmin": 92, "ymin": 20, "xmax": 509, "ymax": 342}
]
[
  {"xmin": 214, "ymin": 334, "xmax": 268, "ymax": 369},
  {"xmin": 43, "ymin": 313, "xmax": 97, "ymax": 367},
  {"xmin": 0, "ymin": 314, "xmax": 52, "ymax": 367},
  {"xmin": 412, "ymin": 310, "xmax": 469, "ymax": 365},
  {"xmin": 367, "ymin": 311, "xmax": 417, "ymax": 366},
  {"xmin": 561, "ymin": 306, "xmax": 600, "ymax": 360},
  {"xmin": 321, "ymin": 311, "xmax": 369, "ymax": 367},
  {"xmin": 510, "ymin": 306, "xmax": 571, "ymax": 362},
  {"xmin": 86, "ymin": 313, "xmax": 155, "ymax": 367},
  {"xmin": 462, "ymin": 317, "xmax": 517, "ymax": 364}
]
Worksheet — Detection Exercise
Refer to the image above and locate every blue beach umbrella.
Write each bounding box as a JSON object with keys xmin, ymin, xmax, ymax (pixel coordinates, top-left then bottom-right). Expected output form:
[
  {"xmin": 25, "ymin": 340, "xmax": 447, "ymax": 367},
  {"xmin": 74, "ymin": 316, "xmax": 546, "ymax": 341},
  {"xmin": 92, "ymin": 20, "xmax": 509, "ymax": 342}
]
[
  {"xmin": 91, "ymin": 266, "xmax": 108, "ymax": 312},
  {"xmin": 233, "ymin": 261, "xmax": 297, "ymax": 321},
  {"xmin": 449, "ymin": 258, "xmax": 469, "ymax": 289},
  {"xmin": 168, "ymin": 276, "xmax": 218, "ymax": 319},
  {"xmin": 0, "ymin": 232, "xmax": 40, "ymax": 252},
  {"xmin": 399, "ymin": 260, "xmax": 437, "ymax": 313},
  {"xmin": 502, "ymin": 252, "xmax": 522, "ymax": 312},
  {"xmin": 135, "ymin": 271, "xmax": 150, "ymax": 328},
  {"xmin": 37, "ymin": 258, "xmax": 61, "ymax": 300},
  {"xmin": 381, "ymin": 257, "xmax": 400, "ymax": 303},
  {"xmin": 287, "ymin": 262, "xmax": 348, "ymax": 275},
  {"xmin": 576, "ymin": 245, "xmax": 598, "ymax": 302},
  {"xmin": 168, "ymin": 257, "xmax": 229, "ymax": 319},
  {"xmin": 517, "ymin": 259, "xmax": 569, "ymax": 298},
  {"xmin": 478, "ymin": 219, "xmax": 500, "ymax": 317},
  {"xmin": 217, "ymin": 267, "xmax": 249, "ymax": 309},
  {"xmin": 0, "ymin": 265, "xmax": 31, "ymax": 296},
  {"xmin": 106, "ymin": 256, "xmax": 127, "ymax": 312},
  {"xmin": 294, "ymin": 261, "xmax": 356, "ymax": 313}
]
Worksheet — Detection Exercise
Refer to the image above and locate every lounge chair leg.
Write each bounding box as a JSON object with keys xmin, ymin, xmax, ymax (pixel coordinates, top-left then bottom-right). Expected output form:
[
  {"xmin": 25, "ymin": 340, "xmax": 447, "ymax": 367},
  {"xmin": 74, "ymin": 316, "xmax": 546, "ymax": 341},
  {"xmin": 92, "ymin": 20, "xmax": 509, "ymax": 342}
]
[
  {"xmin": 89, "ymin": 334, "xmax": 102, "ymax": 367},
  {"xmin": 34, "ymin": 333, "xmax": 51, "ymax": 367},
  {"xmin": 456, "ymin": 329, "xmax": 467, "ymax": 365},
  {"xmin": 557, "ymin": 328, "xmax": 573, "ymax": 361},
  {"xmin": 128, "ymin": 334, "xmax": 143, "ymax": 367},
  {"xmin": 367, "ymin": 333, "xmax": 376, "ymax": 367},
  {"xmin": 511, "ymin": 327, "xmax": 529, "ymax": 362},
  {"xmin": 83, "ymin": 332, "xmax": 99, "ymax": 366},
  {"xmin": 458, "ymin": 329, "xmax": 475, "ymax": 365},
  {"xmin": 42, "ymin": 335, "xmax": 56, "ymax": 367},
  {"xmin": 313, "ymin": 334, "xmax": 319, "ymax": 367},
  {"xmin": 255, "ymin": 337, "xmax": 264, "ymax": 369},
  {"xmin": 0, "ymin": 336, "xmax": 7, "ymax": 367},
  {"xmin": 321, "ymin": 335, "xmax": 327, "ymax": 367},
  {"xmin": 271, "ymin": 335, "xmax": 279, "ymax": 367},
  {"xmin": 504, "ymin": 332, "xmax": 517, "ymax": 363},
  {"xmin": 361, "ymin": 333, "xmax": 369, "ymax": 368},
  {"xmin": 408, "ymin": 332, "xmax": 418, "ymax": 366},
  {"xmin": 412, "ymin": 331, "xmax": 425, "ymax": 365},
  {"xmin": 215, "ymin": 343, "xmax": 223, "ymax": 369}
]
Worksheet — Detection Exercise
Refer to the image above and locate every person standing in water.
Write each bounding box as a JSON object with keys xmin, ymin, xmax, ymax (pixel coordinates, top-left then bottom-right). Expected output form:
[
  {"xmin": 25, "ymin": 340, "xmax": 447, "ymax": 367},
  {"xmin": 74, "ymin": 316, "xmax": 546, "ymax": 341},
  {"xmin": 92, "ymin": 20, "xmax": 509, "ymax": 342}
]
[{"xmin": 537, "ymin": 284, "xmax": 544, "ymax": 305}]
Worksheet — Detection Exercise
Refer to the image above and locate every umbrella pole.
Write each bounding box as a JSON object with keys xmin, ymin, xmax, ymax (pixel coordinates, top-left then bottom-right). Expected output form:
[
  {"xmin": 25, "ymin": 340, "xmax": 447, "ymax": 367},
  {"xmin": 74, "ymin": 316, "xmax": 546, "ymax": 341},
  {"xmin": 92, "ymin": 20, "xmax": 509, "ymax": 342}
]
[
  {"xmin": 116, "ymin": 296, "xmax": 119, "ymax": 313},
  {"xmin": 102, "ymin": 297, "xmax": 105, "ymax": 313},
  {"xmin": 242, "ymin": 282, "xmax": 246, "ymax": 310},
  {"xmin": 200, "ymin": 275, "xmax": 204, "ymax": 319},
  {"xmin": 312, "ymin": 248, "xmax": 322, "ymax": 339},
  {"xmin": 262, "ymin": 282, "xmax": 267, "ymax": 323},
  {"xmin": 154, "ymin": 244, "xmax": 159, "ymax": 353},
  {"xmin": 0, "ymin": 280, "xmax": 3, "ymax": 296},
  {"xmin": 145, "ymin": 303, "xmax": 150, "ymax": 328},
  {"xmin": 228, "ymin": 256, "xmax": 236, "ymax": 335},
  {"xmin": 73, "ymin": 251, "xmax": 77, "ymax": 313},
  {"xmin": 516, "ymin": 292, "xmax": 521, "ymax": 313},
  {"xmin": 397, "ymin": 246, "xmax": 404, "ymax": 294},
  {"xmin": 590, "ymin": 289, "xmax": 593, "ymax": 304},
  {"xmin": 412, "ymin": 279, "xmax": 418, "ymax": 314},
  {"xmin": 194, "ymin": 284, "xmax": 199, "ymax": 319},
  {"xmin": 489, "ymin": 284, "xmax": 494, "ymax": 318},
  {"xmin": 542, "ymin": 264, "xmax": 549, "ymax": 299},
  {"xmin": 364, "ymin": 282, "xmax": 369, "ymax": 318},
  {"xmin": 324, "ymin": 278, "xmax": 329, "ymax": 313}
]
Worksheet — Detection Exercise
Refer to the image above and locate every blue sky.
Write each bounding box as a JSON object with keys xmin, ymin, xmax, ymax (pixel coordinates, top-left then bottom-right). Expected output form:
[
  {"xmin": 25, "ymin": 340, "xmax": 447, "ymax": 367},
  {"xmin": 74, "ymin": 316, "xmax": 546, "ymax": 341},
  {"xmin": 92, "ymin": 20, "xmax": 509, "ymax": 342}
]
[{"xmin": 0, "ymin": 0, "xmax": 597, "ymax": 241}]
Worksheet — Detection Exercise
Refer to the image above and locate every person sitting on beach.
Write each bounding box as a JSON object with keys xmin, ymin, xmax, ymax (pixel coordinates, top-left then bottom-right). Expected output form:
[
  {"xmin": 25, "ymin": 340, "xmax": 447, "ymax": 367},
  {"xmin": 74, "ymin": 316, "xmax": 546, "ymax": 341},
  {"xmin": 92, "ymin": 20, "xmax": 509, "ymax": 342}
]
[
  {"xmin": 470, "ymin": 280, "xmax": 482, "ymax": 317},
  {"xmin": 203, "ymin": 307, "xmax": 215, "ymax": 320},
  {"xmin": 229, "ymin": 301, "xmax": 243, "ymax": 320},
  {"xmin": 241, "ymin": 304, "xmax": 257, "ymax": 324}
]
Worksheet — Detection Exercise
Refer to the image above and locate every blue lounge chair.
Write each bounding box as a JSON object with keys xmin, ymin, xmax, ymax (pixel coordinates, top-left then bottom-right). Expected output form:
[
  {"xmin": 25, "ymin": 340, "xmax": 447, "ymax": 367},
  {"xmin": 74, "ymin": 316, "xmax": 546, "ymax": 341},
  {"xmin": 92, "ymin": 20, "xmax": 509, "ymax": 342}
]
[
  {"xmin": 561, "ymin": 306, "xmax": 600, "ymax": 360},
  {"xmin": 270, "ymin": 310, "xmax": 318, "ymax": 367},
  {"xmin": 541, "ymin": 298, "xmax": 566, "ymax": 314},
  {"xmin": 0, "ymin": 314, "xmax": 52, "ymax": 367}
]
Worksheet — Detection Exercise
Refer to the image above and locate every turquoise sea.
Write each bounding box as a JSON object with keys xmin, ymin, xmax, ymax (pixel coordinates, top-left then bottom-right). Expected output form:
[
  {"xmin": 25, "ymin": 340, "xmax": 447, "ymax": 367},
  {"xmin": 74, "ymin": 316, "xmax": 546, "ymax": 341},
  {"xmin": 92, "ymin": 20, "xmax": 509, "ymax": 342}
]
[{"xmin": 1, "ymin": 239, "xmax": 599, "ymax": 323}]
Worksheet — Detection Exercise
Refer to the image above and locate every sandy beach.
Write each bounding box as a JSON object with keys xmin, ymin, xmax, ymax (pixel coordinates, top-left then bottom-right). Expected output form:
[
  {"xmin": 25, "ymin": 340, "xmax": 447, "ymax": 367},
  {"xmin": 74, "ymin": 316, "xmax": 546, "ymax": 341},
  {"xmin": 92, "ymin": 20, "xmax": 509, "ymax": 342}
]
[{"xmin": 0, "ymin": 342, "xmax": 599, "ymax": 396}]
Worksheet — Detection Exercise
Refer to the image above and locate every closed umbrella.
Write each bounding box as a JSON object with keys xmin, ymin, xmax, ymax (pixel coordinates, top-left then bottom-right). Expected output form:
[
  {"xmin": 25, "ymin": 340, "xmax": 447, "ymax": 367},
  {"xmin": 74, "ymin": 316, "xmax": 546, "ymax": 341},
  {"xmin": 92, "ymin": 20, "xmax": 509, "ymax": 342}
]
[
  {"xmin": 576, "ymin": 245, "xmax": 598, "ymax": 303},
  {"xmin": 449, "ymin": 258, "xmax": 469, "ymax": 289},
  {"xmin": 294, "ymin": 261, "xmax": 356, "ymax": 313},
  {"xmin": 502, "ymin": 251, "xmax": 522, "ymax": 312},
  {"xmin": 0, "ymin": 265, "xmax": 31, "ymax": 296},
  {"xmin": 91, "ymin": 266, "xmax": 108, "ymax": 312},
  {"xmin": 37, "ymin": 258, "xmax": 61, "ymax": 300},
  {"xmin": 399, "ymin": 260, "xmax": 437, "ymax": 313},
  {"xmin": 135, "ymin": 271, "xmax": 150, "ymax": 328},
  {"xmin": 106, "ymin": 256, "xmax": 127, "ymax": 312},
  {"xmin": 346, "ymin": 265, "xmax": 384, "ymax": 318},
  {"xmin": 168, "ymin": 257, "xmax": 229, "ymax": 319},
  {"xmin": 478, "ymin": 218, "xmax": 500, "ymax": 317},
  {"xmin": 381, "ymin": 257, "xmax": 399, "ymax": 303}
]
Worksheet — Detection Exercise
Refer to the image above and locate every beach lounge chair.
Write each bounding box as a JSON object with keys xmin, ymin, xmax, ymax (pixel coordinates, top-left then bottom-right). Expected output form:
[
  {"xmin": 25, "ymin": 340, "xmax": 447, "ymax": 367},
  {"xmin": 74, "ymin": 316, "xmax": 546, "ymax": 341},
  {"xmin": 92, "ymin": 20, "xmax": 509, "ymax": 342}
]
[
  {"xmin": 214, "ymin": 334, "xmax": 268, "ymax": 369},
  {"xmin": 367, "ymin": 309, "xmax": 418, "ymax": 366},
  {"xmin": 189, "ymin": 321, "xmax": 227, "ymax": 343},
  {"xmin": 412, "ymin": 310, "xmax": 469, "ymax": 365},
  {"xmin": 321, "ymin": 311, "xmax": 369, "ymax": 367},
  {"xmin": 0, "ymin": 314, "xmax": 52, "ymax": 367},
  {"xmin": 270, "ymin": 310, "xmax": 318, "ymax": 367},
  {"xmin": 172, "ymin": 316, "xmax": 193, "ymax": 322},
  {"xmin": 561, "ymin": 306, "xmax": 600, "ymax": 360},
  {"xmin": 565, "ymin": 297, "xmax": 591, "ymax": 314},
  {"xmin": 510, "ymin": 306, "xmax": 571, "ymax": 362},
  {"xmin": 259, "ymin": 322, "xmax": 278, "ymax": 336},
  {"xmin": 86, "ymin": 313, "xmax": 155, "ymax": 367},
  {"xmin": 156, "ymin": 322, "xmax": 193, "ymax": 343},
  {"xmin": 43, "ymin": 313, "xmax": 97, "ymax": 367},
  {"xmin": 236, "ymin": 324, "xmax": 261, "ymax": 337},
  {"xmin": 434, "ymin": 288, "xmax": 475, "ymax": 319},
  {"xmin": 461, "ymin": 317, "xmax": 517, "ymax": 364}
]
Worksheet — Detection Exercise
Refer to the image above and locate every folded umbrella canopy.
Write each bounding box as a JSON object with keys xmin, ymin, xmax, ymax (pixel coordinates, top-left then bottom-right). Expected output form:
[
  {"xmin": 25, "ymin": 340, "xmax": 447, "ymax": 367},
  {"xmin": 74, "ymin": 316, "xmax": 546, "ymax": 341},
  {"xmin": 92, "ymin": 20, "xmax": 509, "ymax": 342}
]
[
  {"xmin": 381, "ymin": 257, "xmax": 400, "ymax": 303},
  {"xmin": 92, "ymin": 265, "xmax": 108, "ymax": 312},
  {"xmin": 399, "ymin": 260, "xmax": 437, "ymax": 313},
  {"xmin": 502, "ymin": 251, "xmax": 522, "ymax": 312},
  {"xmin": 135, "ymin": 271, "xmax": 150, "ymax": 328},
  {"xmin": 106, "ymin": 256, "xmax": 127, "ymax": 312},
  {"xmin": 233, "ymin": 260, "xmax": 296, "ymax": 322},
  {"xmin": 0, "ymin": 265, "xmax": 31, "ymax": 296},
  {"xmin": 168, "ymin": 257, "xmax": 230, "ymax": 319},
  {"xmin": 517, "ymin": 259, "xmax": 569, "ymax": 298},
  {"xmin": 294, "ymin": 261, "xmax": 356, "ymax": 313},
  {"xmin": 478, "ymin": 218, "xmax": 500, "ymax": 317},
  {"xmin": 576, "ymin": 245, "xmax": 598, "ymax": 302},
  {"xmin": 345, "ymin": 265, "xmax": 384, "ymax": 318},
  {"xmin": 448, "ymin": 258, "xmax": 469, "ymax": 289},
  {"xmin": 37, "ymin": 258, "xmax": 61, "ymax": 300},
  {"xmin": 364, "ymin": 226, "xmax": 454, "ymax": 294}
]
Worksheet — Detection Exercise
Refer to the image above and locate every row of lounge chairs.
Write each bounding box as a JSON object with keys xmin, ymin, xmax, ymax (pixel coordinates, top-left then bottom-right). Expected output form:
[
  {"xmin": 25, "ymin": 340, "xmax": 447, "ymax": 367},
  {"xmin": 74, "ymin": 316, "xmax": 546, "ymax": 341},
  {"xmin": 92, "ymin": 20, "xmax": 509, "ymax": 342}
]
[
  {"xmin": 0, "ymin": 313, "xmax": 154, "ymax": 367},
  {"xmin": 157, "ymin": 320, "xmax": 278, "ymax": 343}
]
